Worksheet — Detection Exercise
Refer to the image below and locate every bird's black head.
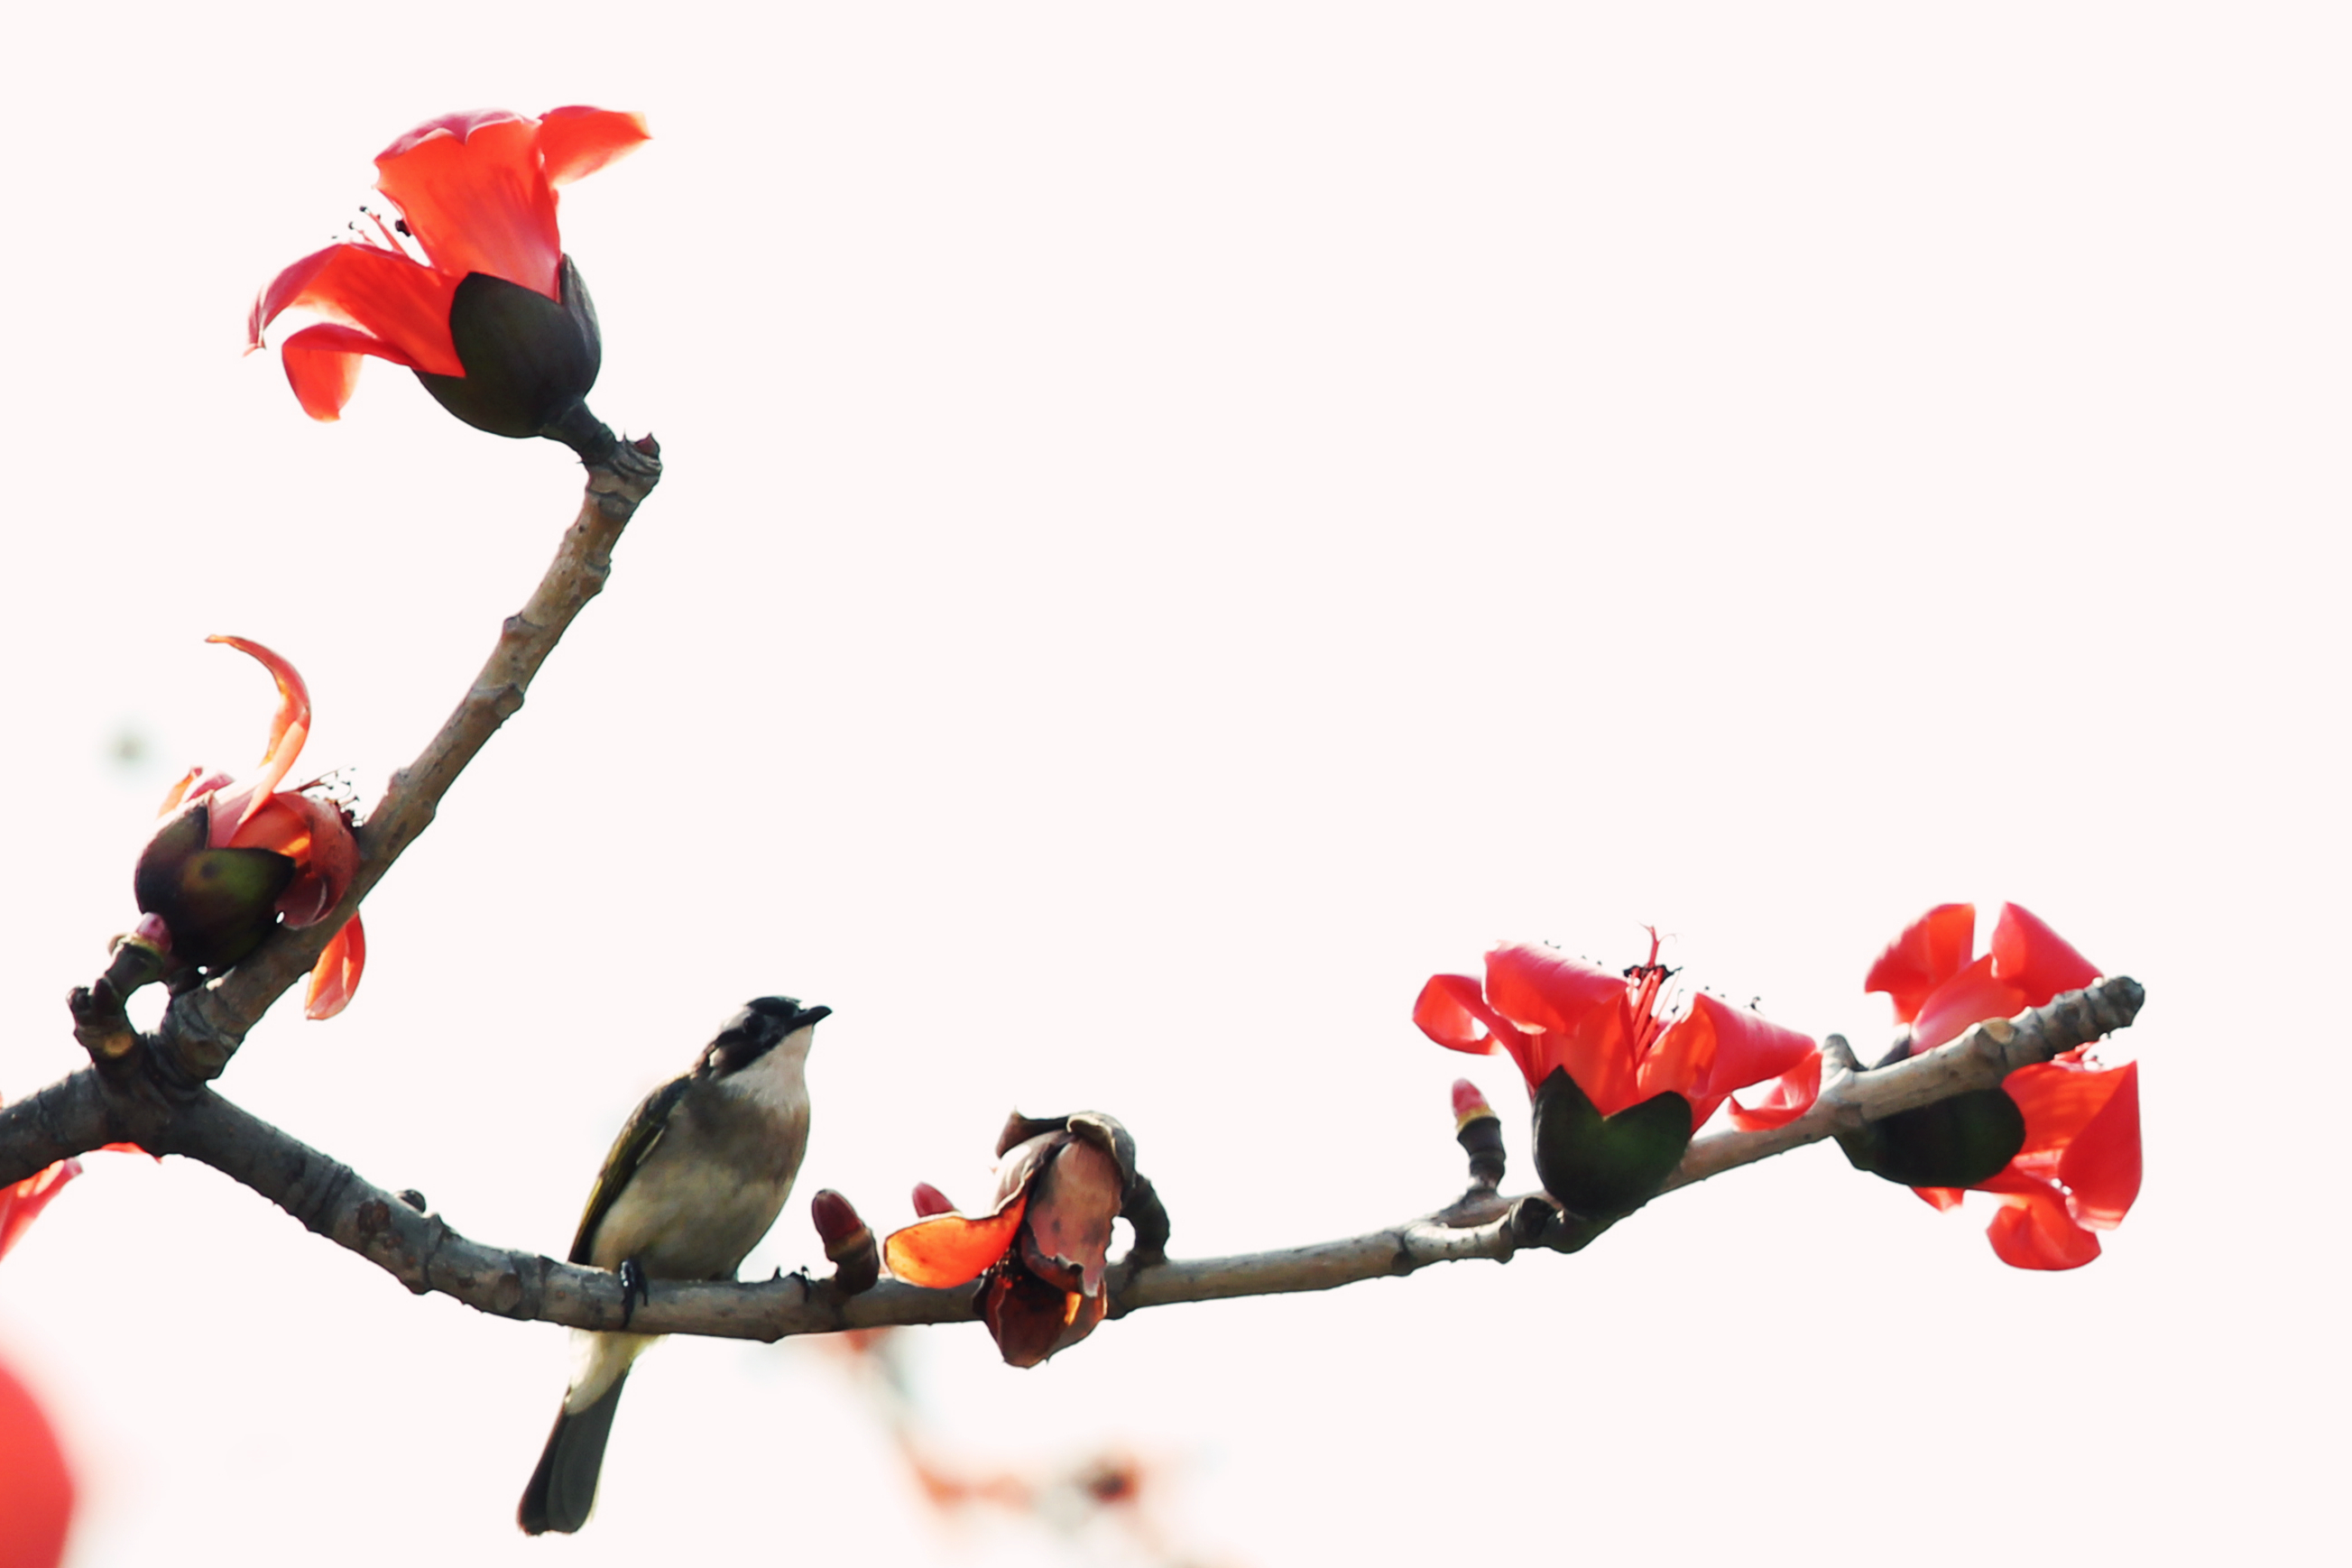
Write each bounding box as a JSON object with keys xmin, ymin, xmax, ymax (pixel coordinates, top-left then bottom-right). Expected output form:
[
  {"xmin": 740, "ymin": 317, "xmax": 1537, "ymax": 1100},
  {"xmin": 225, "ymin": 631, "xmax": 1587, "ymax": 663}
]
[{"xmin": 700, "ymin": 994, "xmax": 831, "ymax": 1076}]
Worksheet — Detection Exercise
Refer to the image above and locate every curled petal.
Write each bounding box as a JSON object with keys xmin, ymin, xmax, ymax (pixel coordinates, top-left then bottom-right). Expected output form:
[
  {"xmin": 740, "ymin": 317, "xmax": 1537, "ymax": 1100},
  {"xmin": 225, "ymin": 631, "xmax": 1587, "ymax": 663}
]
[
  {"xmin": 536, "ymin": 106, "xmax": 650, "ymax": 187},
  {"xmin": 277, "ymin": 323, "xmax": 420, "ymax": 422},
  {"xmin": 201, "ymin": 637, "xmax": 312, "ymax": 840},
  {"xmin": 1988, "ymin": 903, "xmax": 2099, "ymax": 1008},
  {"xmin": 1981, "ymin": 1177, "xmax": 2103, "ymax": 1270},
  {"xmin": 302, "ymin": 915, "xmax": 366, "ymax": 1021},
  {"xmin": 1413, "ymin": 973, "xmax": 1526, "ymax": 1065},
  {"xmin": 374, "ymin": 115, "xmax": 563, "ymax": 298},
  {"xmin": 1908, "ymin": 955, "xmax": 2029, "ymax": 1055},
  {"xmin": 1864, "ymin": 903, "xmax": 1976, "ymax": 1023},
  {"xmin": 0, "ymin": 1158, "xmax": 82, "ymax": 1261},
  {"xmin": 249, "ymin": 243, "xmax": 463, "ymax": 374},
  {"xmin": 1726, "ymin": 1047, "xmax": 1822, "ymax": 1131},
  {"xmin": 883, "ymin": 1194, "xmax": 1029, "ymax": 1288}
]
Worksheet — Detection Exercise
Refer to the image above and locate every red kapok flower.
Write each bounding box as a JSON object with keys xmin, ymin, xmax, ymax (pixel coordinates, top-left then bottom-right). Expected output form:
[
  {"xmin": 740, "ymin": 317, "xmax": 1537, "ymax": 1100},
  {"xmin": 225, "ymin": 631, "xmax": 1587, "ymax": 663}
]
[
  {"xmin": 1416, "ymin": 933, "xmax": 1818, "ymax": 1218},
  {"xmin": 1415, "ymin": 934, "xmax": 1820, "ymax": 1132},
  {"xmin": 883, "ymin": 1112, "xmax": 1161, "ymax": 1368},
  {"xmin": 1857, "ymin": 902, "xmax": 2142, "ymax": 1269},
  {"xmin": 0, "ymin": 1349, "xmax": 74, "ymax": 1568},
  {"xmin": 134, "ymin": 637, "xmax": 365, "ymax": 1019},
  {"xmin": 249, "ymin": 106, "xmax": 647, "ymax": 457}
]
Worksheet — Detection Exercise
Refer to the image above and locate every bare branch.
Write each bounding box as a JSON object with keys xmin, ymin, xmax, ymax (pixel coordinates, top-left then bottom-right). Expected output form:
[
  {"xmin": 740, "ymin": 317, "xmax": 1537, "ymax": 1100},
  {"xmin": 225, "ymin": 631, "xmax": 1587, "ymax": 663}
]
[{"xmin": 7, "ymin": 977, "xmax": 2141, "ymax": 1344}]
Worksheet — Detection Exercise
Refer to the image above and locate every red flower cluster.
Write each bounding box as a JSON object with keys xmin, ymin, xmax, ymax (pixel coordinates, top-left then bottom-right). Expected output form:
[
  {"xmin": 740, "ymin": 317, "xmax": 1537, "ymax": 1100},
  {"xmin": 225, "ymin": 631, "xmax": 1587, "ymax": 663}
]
[
  {"xmin": 1865, "ymin": 902, "xmax": 2142, "ymax": 1269},
  {"xmin": 135, "ymin": 638, "xmax": 364, "ymax": 1019},
  {"xmin": 1415, "ymin": 933, "xmax": 1820, "ymax": 1131}
]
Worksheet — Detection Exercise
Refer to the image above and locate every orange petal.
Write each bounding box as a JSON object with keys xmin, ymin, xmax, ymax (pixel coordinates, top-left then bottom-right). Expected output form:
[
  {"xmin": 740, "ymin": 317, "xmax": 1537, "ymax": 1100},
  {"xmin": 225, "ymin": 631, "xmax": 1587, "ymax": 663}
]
[
  {"xmin": 1864, "ymin": 903, "xmax": 1976, "ymax": 1023},
  {"xmin": 202, "ymin": 637, "xmax": 312, "ymax": 839},
  {"xmin": 303, "ymin": 915, "xmax": 365, "ymax": 1021},
  {"xmin": 535, "ymin": 106, "xmax": 650, "ymax": 187},
  {"xmin": 882, "ymin": 1194, "xmax": 1028, "ymax": 1288},
  {"xmin": 1914, "ymin": 1185, "xmax": 1967, "ymax": 1213},
  {"xmin": 157, "ymin": 765, "xmax": 207, "ymax": 816}
]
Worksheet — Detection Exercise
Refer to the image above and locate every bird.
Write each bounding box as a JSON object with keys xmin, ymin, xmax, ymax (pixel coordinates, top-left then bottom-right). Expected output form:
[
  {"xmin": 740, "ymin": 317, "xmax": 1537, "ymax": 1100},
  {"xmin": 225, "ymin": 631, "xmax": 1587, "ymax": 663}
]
[{"xmin": 518, "ymin": 994, "xmax": 829, "ymax": 1535}]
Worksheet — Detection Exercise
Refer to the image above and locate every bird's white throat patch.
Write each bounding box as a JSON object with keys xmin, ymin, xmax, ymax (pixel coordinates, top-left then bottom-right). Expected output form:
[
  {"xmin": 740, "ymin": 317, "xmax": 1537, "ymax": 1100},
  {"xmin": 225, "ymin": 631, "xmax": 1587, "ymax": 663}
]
[{"xmin": 721, "ymin": 1024, "xmax": 814, "ymax": 1115}]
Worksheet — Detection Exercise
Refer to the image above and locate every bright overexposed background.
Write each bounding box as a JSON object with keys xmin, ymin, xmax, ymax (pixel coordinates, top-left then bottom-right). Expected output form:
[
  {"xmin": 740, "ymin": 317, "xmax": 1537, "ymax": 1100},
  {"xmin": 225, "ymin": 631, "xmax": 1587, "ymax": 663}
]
[{"xmin": 3, "ymin": 5, "xmax": 2343, "ymax": 1564}]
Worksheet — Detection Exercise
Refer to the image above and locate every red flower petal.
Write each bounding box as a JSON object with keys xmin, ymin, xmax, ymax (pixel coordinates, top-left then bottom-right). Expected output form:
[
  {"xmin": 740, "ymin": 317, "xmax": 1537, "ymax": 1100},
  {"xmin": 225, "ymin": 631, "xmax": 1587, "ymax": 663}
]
[
  {"xmin": 1981, "ymin": 1180, "xmax": 2104, "ymax": 1270},
  {"xmin": 277, "ymin": 323, "xmax": 423, "ymax": 422},
  {"xmin": 249, "ymin": 243, "xmax": 463, "ymax": 374},
  {"xmin": 1413, "ymin": 973, "xmax": 1545, "ymax": 1091},
  {"xmin": 882, "ymin": 1194, "xmax": 1030, "ymax": 1288},
  {"xmin": 1481, "ymin": 944, "xmax": 1627, "ymax": 1038},
  {"xmin": 374, "ymin": 115, "xmax": 563, "ymax": 299},
  {"xmin": 0, "ymin": 1158, "xmax": 81, "ymax": 1262},
  {"xmin": 0, "ymin": 1351, "xmax": 74, "ymax": 1568},
  {"xmin": 1914, "ymin": 1185, "xmax": 1967, "ymax": 1213},
  {"xmin": 1908, "ymin": 955, "xmax": 2030, "ymax": 1054},
  {"xmin": 1988, "ymin": 903, "xmax": 2099, "ymax": 1008},
  {"xmin": 1725, "ymin": 1047, "xmax": 1822, "ymax": 1131},
  {"xmin": 1663, "ymin": 992, "xmax": 1818, "ymax": 1108},
  {"xmin": 1864, "ymin": 902, "xmax": 1975, "ymax": 1024},
  {"xmin": 2057, "ymin": 1061, "xmax": 2140, "ymax": 1231},
  {"xmin": 535, "ymin": 106, "xmax": 650, "ymax": 188},
  {"xmin": 302, "ymin": 914, "xmax": 365, "ymax": 1021}
]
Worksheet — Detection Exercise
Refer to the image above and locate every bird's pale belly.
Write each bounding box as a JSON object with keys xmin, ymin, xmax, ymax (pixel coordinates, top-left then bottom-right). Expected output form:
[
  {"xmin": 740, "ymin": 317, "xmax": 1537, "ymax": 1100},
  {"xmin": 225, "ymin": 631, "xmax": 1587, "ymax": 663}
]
[{"xmin": 586, "ymin": 1131, "xmax": 798, "ymax": 1279}]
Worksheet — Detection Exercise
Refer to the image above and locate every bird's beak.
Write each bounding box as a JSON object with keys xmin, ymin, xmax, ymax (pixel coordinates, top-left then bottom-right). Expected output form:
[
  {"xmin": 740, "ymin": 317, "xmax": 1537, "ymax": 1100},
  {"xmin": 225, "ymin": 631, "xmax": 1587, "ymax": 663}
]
[{"xmin": 793, "ymin": 1004, "xmax": 833, "ymax": 1031}]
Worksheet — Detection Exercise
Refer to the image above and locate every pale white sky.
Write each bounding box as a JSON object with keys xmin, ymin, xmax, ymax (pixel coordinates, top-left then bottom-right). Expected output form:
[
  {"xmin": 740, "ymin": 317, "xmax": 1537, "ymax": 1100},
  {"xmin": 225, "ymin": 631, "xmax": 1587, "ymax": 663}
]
[{"xmin": 3, "ymin": 5, "xmax": 2344, "ymax": 1565}]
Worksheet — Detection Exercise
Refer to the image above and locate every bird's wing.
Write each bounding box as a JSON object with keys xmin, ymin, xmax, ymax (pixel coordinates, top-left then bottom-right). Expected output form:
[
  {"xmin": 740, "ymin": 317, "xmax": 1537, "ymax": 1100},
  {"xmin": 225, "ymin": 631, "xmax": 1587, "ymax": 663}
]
[{"xmin": 567, "ymin": 1075, "xmax": 694, "ymax": 1265}]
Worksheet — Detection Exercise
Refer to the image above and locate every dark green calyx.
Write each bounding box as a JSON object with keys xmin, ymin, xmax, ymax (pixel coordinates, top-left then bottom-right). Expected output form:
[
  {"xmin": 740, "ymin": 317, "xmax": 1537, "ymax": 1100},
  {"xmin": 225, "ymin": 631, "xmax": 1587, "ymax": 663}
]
[
  {"xmin": 1838, "ymin": 1088, "xmax": 2026, "ymax": 1189},
  {"xmin": 413, "ymin": 255, "xmax": 617, "ymax": 462},
  {"xmin": 132, "ymin": 802, "xmax": 297, "ymax": 971},
  {"xmin": 1529, "ymin": 1068, "xmax": 1693, "ymax": 1221}
]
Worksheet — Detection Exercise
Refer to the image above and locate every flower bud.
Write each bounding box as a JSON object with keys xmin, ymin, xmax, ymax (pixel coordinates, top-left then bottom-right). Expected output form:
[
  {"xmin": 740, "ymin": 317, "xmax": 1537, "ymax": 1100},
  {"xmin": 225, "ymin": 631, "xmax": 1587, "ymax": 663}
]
[
  {"xmin": 810, "ymin": 1189, "xmax": 879, "ymax": 1296},
  {"xmin": 1450, "ymin": 1078, "xmax": 1506, "ymax": 1187}
]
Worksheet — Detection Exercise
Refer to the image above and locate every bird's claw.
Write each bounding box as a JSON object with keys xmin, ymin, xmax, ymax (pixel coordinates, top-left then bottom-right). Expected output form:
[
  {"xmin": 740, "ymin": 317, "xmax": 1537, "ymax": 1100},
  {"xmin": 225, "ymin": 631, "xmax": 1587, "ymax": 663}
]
[{"xmin": 618, "ymin": 1259, "xmax": 650, "ymax": 1327}]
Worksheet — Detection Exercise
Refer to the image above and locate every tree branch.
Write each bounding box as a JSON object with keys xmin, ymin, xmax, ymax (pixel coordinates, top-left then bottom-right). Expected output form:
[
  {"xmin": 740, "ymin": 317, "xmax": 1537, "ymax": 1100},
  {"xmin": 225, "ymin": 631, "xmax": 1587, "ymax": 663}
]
[
  {"xmin": 10, "ymin": 977, "xmax": 2141, "ymax": 1342},
  {"xmin": 3, "ymin": 440, "xmax": 661, "ymax": 1185}
]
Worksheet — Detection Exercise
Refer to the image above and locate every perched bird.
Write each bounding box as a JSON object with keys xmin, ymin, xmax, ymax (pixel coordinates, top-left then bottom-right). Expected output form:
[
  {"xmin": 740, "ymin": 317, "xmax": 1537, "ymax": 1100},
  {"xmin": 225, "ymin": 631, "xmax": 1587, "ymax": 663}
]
[{"xmin": 518, "ymin": 995, "xmax": 829, "ymax": 1535}]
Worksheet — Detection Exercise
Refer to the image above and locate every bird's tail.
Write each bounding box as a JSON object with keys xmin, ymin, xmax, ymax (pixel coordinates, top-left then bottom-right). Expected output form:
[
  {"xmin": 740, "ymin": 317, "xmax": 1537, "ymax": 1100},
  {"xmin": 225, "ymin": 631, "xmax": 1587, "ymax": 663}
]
[{"xmin": 517, "ymin": 1332, "xmax": 656, "ymax": 1535}]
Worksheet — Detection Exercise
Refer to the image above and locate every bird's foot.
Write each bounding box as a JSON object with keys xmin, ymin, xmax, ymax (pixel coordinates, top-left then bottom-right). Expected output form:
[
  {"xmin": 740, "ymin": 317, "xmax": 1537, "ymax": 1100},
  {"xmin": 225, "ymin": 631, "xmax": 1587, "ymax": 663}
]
[{"xmin": 618, "ymin": 1259, "xmax": 650, "ymax": 1327}]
